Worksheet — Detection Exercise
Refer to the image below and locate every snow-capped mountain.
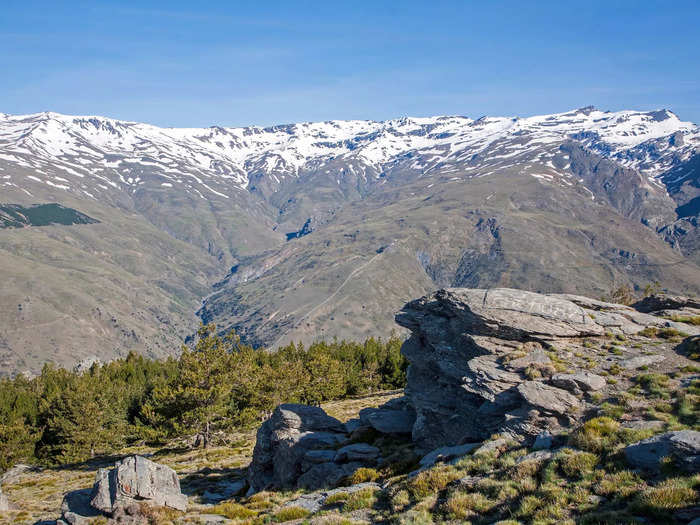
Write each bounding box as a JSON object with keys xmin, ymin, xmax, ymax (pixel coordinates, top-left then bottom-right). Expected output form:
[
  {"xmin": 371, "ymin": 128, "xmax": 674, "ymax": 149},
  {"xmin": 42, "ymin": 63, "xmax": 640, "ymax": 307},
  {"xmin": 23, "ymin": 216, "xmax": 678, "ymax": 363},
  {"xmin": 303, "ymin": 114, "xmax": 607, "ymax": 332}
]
[
  {"xmin": 1, "ymin": 106, "xmax": 699, "ymax": 375},
  {"xmin": 1, "ymin": 107, "xmax": 698, "ymax": 204}
]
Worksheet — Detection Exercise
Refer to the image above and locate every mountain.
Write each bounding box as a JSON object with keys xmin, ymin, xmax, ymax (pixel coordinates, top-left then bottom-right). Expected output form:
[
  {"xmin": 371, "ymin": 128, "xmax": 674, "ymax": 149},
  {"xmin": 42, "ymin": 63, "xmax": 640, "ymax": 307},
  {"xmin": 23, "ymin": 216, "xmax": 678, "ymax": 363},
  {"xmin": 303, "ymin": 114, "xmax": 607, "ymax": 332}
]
[{"xmin": 0, "ymin": 107, "xmax": 699, "ymax": 373}]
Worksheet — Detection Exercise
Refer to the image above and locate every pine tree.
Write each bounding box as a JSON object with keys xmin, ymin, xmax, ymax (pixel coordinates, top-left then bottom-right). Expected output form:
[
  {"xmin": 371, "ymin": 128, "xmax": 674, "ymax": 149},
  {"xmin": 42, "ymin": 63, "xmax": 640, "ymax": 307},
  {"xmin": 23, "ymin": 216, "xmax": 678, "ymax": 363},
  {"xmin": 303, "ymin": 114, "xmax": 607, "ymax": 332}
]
[{"xmin": 144, "ymin": 324, "xmax": 233, "ymax": 448}]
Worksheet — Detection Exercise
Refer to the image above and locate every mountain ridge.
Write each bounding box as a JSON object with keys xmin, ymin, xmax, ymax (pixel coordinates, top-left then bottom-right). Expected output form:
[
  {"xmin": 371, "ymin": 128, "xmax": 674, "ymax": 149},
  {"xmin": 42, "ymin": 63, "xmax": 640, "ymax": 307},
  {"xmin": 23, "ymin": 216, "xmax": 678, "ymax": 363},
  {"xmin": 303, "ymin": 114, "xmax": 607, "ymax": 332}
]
[{"xmin": 0, "ymin": 106, "xmax": 699, "ymax": 373}]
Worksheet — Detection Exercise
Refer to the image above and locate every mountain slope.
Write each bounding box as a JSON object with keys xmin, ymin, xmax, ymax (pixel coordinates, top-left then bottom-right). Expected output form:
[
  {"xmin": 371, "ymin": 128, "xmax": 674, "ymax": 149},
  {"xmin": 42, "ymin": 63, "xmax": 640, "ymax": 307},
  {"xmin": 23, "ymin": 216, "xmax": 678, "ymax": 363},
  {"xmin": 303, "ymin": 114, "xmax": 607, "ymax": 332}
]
[{"xmin": 0, "ymin": 107, "xmax": 699, "ymax": 373}]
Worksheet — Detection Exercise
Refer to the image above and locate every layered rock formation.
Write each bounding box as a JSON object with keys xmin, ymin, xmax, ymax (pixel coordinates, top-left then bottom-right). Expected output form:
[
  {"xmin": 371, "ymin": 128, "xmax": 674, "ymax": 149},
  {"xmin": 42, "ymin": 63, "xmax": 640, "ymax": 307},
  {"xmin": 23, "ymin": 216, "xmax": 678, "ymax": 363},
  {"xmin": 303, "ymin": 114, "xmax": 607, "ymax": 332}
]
[{"xmin": 394, "ymin": 288, "xmax": 699, "ymax": 450}]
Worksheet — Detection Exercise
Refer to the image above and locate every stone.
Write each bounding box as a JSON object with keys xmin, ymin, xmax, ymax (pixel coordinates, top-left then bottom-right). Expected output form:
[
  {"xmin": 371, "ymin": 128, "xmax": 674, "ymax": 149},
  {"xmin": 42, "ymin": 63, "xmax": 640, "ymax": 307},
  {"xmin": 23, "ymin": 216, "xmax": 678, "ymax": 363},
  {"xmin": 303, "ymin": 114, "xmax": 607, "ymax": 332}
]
[
  {"xmin": 283, "ymin": 482, "xmax": 381, "ymax": 513},
  {"xmin": 624, "ymin": 430, "xmax": 700, "ymax": 472},
  {"xmin": 301, "ymin": 449, "xmax": 336, "ymax": 472},
  {"xmin": 344, "ymin": 418, "xmax": 363, "ymax": 433},
  {"xmin": 60, "ymin": 488, "xmax": 101, "ymax": 525},
  {"xmin": 200, "ymin": 479, "xmax": 246, "ymax": 503},
  {"xmin": 247, "ymin": 404, "xmax": 347, "ymax": 492},
  {"xmin": 418, "ymin": 443, "xmax": 481, "ymax": 469},
  {"xmin": 334, "ymin": 443, "xmax": 381, "ymax": 463},
  {"xmin": 90, "ymin": 455, "xmax": 187, "ymax": 513},
  {"xmin": 551, "ymin": 371, "xmax": 606, "ymax": 393},
  {"xmin": 516, "ymin": 381, "xmax": 581, "ymax": 415},
  {"xmin": 394, "ymin": 288, "xmax": 599, "ymax": 449},
  {"xmin": 621, "ymin": 420, "xmax": 666, "ymax": 431},
  {"xmin": 0, "ymin": 484, "xmax": 10, "ymax": 512},
  {"xmin": 516, "ymin": 450, "xmax": 554, "ymax": 464},
  {"xmin": 296, "ymin": 462, "xmax": 363, "ymax": 490},
  {"xmin": 533, "ymin": 431, "xmax": 553, "ymax": 450},
  {"xmin": 473, "ymin": 438, "xmax": 510, "ymax": 456},
  {"xmin": 359, "ymin": 406, "xmax": 415, "ymax": 434},
  {"xmin": 619, "ymin": 354, "xmax": 665, "ymax": 370},
  {"xmin": 507, "ymin": 348, "xmax": 552, "ymax": 370},
  {"xmin": 73, "ymin": 356, "xmax": 102, "ymax": 374},
  {"xmin": 632, "ymin": 294, "xmax": 700, "ymax": 313}
]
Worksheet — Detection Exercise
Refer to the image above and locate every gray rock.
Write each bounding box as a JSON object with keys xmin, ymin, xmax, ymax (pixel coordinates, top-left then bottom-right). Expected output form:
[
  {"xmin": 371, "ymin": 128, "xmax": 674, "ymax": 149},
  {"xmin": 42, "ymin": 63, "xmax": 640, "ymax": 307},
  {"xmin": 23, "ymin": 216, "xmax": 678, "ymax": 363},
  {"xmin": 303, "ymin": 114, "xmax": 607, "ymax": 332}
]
[
  {"xmin": 200, "ymin": 479, "xmax": 246, "ymax": 503},
  {"xmin": 334, "ymin": 443, "xmax": 380, "ymax": 463},
  {"xmin": 394, "ymin": 288, "xmax": 599, "ymax": 449},
  {"xmin": 473, "ymin": 438, "xmax": 511, "ymax": 456},
  {"xmin": 247, "ymin": 404, "xmax": 348, "ymax": 492},
  {"xmin": 516, "ymin": 450, "xmax": 554, "ymax": 464},
  {"xmin": 359, "ymin": 406, "xmax": 415, "ymax": 434},
  {"xmin": 60, "ymin": 488, "xmax": 102, "ymax": 524},
  {"xmin": 621, "ymin": 420, "xmax": 666, "ymax": 431},
  {"xmin": 0, "ymin": 484, "xmax": 10, "ymax": 512},
  {"xmin": 418, "ymin": 443, "xmax": 481, "ymax": 469},
  {"xmin": 296, "ymin": 461, "xmax": 363, "ymax": 490},
  {"xmin": 90, "ymin": 455, "xmax": 187, "ymax": 513},
  {"xmin": 632, "ymin": 294, "xmax": 700, "ymax": 313},
  {"xmin": 283, "ymin": 482, "xmax": 381, "ymax": 513},
  {"xmin": 624, "ymin": 430, "xmax": 700, "ymax": 472},
  {"xmin": 619, "ymin": 354, "xmax": 665, "ymax": 370},
  {"xmin": 507, "ymin": 348, "xmax": 552, "ymax": 370},
  {"xmin": 517, "ymin": 381, "xmax": 581, "ymax": 415},
  {"xmin": 533, "ymin": 431, "xmax": 553, "ymax": 450},
  {"xmin": 551, "ymin": 371, "xmax": 606, "ymax": 393},
  {"xmin": 344, "ymin": 418, "xmax": 363, "ymax": 434},
  {"xmin": 301, "ymin": 449, "xmax": 336, "ymax": 472}
]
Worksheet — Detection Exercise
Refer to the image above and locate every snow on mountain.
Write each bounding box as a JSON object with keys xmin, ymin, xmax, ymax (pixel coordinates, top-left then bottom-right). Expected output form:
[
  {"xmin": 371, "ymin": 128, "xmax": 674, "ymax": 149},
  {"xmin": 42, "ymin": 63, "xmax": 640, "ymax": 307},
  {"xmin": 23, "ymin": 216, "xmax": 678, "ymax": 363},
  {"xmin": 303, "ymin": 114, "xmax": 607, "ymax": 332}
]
[{"xmin": 0, "ymin": 107, "xmax": 697, "ymax": 200}]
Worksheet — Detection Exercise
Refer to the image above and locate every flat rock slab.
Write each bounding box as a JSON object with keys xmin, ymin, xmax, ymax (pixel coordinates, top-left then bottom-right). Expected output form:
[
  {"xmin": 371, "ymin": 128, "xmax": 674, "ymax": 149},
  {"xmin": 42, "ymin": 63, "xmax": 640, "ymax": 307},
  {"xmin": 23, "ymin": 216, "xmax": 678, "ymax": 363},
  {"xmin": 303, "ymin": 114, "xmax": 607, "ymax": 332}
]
[
  {"xmin": 619, "ymin": 354, "xmax": 666, "ymax": 370},
  {"xmin": 625, "ymin": 430, "xmax": 700, "ymax": 472},
  {"xmin": 284, "ymin": 482, "xmax": 381, "ymax": 513},
  {"xmin": 359, "ymin": 406, "xmax": 415, "ymax": 434},
  {"xmin": 335, "ymin": 443, "xmax": 380, "ymax": 463},
  {"xmin": 551, "ymin": 371, "xmax": 606, "ymax": 393},
  {"xmin": 517, "ymin": 381, "xmax": 581, "ymax": 415}
]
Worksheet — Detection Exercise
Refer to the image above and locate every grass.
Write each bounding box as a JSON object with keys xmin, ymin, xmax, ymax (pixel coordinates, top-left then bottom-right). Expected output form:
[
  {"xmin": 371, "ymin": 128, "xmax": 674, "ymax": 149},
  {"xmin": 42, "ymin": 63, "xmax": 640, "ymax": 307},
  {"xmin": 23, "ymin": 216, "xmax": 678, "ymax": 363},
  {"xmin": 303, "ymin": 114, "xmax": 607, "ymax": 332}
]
[
  {"xmin": 272, "ymin": 506, "xmax": 311, "ymax": 522},
  {"xmin": 634, "ymin": 373, "xmax": 671, "ymax": 399},
  {"xmin": 342, "ymin": 487, "xmax": 379, "ymax": 512},
  {"xmin": 210, "ymin": 501, "xmax": 258, "ymax": 519},
  {"xmin": 348, "ymin": 467, "xmax": 379, "ymax": 484},
  {"xmin": 664, "ymin": 314, "xmax": 700, "ymax": 326}
]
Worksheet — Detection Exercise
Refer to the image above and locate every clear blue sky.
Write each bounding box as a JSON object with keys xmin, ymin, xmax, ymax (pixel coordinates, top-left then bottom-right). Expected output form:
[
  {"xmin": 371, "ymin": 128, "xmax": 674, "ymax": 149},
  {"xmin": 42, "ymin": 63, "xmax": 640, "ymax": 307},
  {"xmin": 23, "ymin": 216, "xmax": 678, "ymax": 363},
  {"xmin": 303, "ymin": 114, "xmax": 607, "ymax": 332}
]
[{"xmin": 2, "ymin": 0, "xmax": 699, "ymax": 127}]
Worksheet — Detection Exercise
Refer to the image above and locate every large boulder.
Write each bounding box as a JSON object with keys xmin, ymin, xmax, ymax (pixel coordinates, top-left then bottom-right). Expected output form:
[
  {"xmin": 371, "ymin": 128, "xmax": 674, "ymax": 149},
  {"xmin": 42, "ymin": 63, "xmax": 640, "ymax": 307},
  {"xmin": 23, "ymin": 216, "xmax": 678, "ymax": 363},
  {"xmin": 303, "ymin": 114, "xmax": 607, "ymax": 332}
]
[
  {"xmin": 624, "ymin": 430, "xmax": 700, "ymax": 473},
  {"xmin": 248, "ymin": 404, "xmax": 348, "ymax": 492},
  {"xmin": 90, "ymin": 455, "xmax": 187, "ymax": 513},
  {"xmin": 394, "ymin": 288, "xmax": 598, "ymax": 450}
]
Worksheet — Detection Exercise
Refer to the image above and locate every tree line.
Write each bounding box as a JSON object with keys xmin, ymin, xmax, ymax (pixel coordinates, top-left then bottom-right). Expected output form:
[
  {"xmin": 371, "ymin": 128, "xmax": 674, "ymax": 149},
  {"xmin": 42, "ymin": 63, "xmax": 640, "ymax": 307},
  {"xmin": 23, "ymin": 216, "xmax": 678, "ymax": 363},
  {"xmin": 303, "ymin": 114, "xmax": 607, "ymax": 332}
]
[{"xmin": 0, "ymin": 325, "xmax": 407, "ymax": 471}]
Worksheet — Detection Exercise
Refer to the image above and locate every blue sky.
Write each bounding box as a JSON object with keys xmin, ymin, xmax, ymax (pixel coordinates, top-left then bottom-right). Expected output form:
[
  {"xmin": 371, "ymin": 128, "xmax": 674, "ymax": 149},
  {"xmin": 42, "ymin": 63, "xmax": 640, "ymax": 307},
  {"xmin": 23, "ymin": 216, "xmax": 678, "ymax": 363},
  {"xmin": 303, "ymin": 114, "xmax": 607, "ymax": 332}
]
[{"xmin": 2, "ymin": 1, "xmax": 699, "ymax": 127}]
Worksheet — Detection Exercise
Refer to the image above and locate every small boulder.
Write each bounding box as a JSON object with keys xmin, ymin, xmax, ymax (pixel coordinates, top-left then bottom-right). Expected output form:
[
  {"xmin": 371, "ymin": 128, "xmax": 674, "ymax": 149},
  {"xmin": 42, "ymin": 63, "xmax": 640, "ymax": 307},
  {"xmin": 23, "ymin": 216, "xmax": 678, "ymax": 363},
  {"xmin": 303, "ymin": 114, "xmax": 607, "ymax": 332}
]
[
  {"xmin": 533, "ymin": 431, "xmax": 553, "ymax": 450},
  {"xmin": 551, "ymin": 371, "xmax": 606, "ymax": 393},
  {"xmin": 624, "ymin": 430, "xmax": 700, "ymax": 472},
  {"xmin": 359, "ymin": 406, "xmax": 415, "ymax": 434},
  {"xmin": 517, "ymin": 381, "xmax": 581, "ymax": 415},
  {"xmin": 248, "ymin": 404, "xmax": 348, "ymax": 492},
  {"xmin": 473, "ymin": 438, "xmax": 511, "ymax": 456},
  {"xmin": 418, "ymin": 443, "xmax": 481, "ymax": 469},
  {"xmin": 90, "ymin": 455, "xmax": 187, "ymax": 513},
  {"xmin": 334, "ymin": 443, "xmax": 380, "ymax": 463},
  {"xmin": 296, "ymin": 462, "xmax": 363, "ymax": 490},
  {"xmin": 60, "ymin": 488, "xmax": 102, "ymax": 525}
]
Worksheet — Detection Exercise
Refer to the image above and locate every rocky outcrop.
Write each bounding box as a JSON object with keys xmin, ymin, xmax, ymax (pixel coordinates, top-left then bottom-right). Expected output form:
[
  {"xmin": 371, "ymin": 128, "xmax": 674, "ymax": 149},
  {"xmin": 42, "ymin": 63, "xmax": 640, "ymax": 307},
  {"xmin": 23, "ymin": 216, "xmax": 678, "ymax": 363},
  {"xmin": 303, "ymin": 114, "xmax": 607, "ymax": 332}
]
[
  {"xmin": 248, "ymin": 404, "xmax": 352, "ymax": 492},
  {"xmin": 624, "ymin": 430, "xmax": 700, "ymax": 473},
  {"xmin": 90, "ymin": 455, "xmax": 187, "ymax": 513},
  {"xmin": 394, "ymin": 287, "xmax": 699, "ymax": 450},
  {"xmin": 632, "ymin": 294, "xmax": 700, "ymax": 313}
]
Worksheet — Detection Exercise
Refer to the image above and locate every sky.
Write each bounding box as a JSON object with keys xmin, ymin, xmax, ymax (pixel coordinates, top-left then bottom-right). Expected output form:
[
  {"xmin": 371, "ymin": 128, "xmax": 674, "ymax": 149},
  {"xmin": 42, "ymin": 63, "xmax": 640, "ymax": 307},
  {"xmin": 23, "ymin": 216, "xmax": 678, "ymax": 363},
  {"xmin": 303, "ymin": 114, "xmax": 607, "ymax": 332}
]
[{"xmin": 1, "ymin": 0, "xmax": 699, "ymax": 128}]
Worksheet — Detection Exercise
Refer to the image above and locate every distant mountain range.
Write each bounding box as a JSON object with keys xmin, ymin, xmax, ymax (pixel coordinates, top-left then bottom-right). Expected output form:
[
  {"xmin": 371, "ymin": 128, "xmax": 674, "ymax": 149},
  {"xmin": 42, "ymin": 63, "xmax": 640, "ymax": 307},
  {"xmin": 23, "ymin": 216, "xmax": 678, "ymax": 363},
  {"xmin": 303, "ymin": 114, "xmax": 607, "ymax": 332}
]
[{"xmin": 0, "ymin": 107, "xmax": 698, "ymax": 374}]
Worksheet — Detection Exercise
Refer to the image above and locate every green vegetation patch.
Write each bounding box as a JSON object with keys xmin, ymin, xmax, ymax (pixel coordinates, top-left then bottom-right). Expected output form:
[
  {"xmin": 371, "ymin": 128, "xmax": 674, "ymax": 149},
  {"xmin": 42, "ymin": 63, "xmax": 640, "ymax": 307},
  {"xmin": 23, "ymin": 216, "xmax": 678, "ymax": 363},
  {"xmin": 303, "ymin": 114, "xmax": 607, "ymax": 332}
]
[{"xmin": 0, "ymin": 203, "xmax": 99, "ymax": 228}]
